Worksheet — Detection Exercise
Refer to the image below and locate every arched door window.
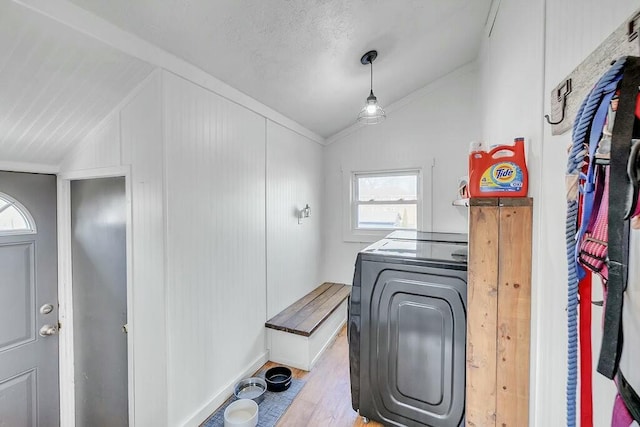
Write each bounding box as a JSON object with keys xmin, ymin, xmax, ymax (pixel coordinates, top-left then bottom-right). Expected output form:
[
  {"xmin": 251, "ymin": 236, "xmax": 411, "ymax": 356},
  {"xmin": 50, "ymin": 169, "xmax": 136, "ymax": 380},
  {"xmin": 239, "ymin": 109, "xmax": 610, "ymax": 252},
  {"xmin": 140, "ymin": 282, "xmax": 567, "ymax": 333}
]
[{"xmin": 0, "ymin": 192, "xmax": 36, "ymax": 235}]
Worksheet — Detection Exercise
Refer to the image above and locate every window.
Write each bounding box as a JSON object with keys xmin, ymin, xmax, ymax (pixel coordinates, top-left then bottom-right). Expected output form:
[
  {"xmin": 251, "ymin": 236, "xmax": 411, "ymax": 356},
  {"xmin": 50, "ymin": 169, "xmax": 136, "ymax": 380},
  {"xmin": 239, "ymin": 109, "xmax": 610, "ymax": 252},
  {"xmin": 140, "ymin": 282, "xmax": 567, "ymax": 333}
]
[
  {"xmin": 346, "ymin": 169, "xmax": 421, "ymax": 241},
  {"xmin": 0, "ymin": 193, "xmax": 36, "ymax": 235}
]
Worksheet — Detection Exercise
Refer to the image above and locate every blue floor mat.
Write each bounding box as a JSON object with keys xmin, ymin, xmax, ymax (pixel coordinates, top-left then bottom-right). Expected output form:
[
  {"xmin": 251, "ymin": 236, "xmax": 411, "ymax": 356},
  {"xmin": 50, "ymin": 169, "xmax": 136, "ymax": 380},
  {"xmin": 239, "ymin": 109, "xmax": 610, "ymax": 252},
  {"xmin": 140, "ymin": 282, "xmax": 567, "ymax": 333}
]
[{"xmin": 201, "ymin": 375, "xmax": 305, "ymax": 427}]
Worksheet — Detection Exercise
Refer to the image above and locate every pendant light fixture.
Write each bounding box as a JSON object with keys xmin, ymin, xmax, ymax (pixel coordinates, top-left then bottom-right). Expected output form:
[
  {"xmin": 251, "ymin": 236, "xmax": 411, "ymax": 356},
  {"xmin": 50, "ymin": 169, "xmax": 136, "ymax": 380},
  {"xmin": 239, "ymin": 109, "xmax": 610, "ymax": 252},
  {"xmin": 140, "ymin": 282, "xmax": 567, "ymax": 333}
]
[{"xmin": 357, "ymin": 50, "xmax": 386, "ymax": 125}]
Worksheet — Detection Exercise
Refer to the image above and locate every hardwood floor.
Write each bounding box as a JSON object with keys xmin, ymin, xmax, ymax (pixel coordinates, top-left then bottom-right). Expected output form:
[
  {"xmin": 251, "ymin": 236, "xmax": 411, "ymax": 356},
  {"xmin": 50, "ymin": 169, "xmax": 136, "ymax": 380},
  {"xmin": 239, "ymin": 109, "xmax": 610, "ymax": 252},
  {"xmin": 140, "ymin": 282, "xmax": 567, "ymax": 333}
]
[{"xmin": 263, "ymin": 325, "xmax": 384, "ymax": 427}]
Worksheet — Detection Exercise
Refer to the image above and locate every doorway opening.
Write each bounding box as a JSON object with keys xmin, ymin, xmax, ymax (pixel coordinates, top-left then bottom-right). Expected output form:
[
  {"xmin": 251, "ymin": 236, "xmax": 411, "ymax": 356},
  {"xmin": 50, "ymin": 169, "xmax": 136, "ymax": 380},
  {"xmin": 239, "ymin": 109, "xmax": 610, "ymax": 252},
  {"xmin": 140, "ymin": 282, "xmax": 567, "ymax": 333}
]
[{"xmin": 58, "ymin": 167, "xmax": 133, "ymax": 426}]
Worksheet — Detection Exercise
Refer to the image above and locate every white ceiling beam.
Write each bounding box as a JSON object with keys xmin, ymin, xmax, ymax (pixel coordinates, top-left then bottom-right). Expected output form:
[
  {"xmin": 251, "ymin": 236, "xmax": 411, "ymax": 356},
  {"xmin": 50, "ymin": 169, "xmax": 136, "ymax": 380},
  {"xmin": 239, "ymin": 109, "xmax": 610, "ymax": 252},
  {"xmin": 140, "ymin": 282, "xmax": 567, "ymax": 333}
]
[
  {"xmin": 0, "ymin": 160, "xmax": 60, "ymax": 174},
  {"xmin": 13, "ymin": 0, "xmax": 326, "ymax": 145}
]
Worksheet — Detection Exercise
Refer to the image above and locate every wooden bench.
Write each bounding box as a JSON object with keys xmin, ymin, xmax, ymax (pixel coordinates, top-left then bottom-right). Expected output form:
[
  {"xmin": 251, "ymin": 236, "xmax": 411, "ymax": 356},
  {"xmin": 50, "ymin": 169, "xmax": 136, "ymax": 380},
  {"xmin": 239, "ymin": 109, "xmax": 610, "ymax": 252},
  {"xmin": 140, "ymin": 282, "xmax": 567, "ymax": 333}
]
[{"xmin": 265, "ymin": 282, "xmax": 351, "ymax": 371}]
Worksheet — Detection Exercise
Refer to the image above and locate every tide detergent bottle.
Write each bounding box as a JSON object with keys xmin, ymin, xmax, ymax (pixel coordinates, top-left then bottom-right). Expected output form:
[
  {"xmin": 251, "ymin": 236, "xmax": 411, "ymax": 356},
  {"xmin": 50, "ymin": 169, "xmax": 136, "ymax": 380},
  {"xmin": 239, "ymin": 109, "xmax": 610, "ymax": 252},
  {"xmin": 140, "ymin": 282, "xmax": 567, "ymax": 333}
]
[{"xmin": 468, "ymin": 137, "xmax": 528, "ymax": 197}]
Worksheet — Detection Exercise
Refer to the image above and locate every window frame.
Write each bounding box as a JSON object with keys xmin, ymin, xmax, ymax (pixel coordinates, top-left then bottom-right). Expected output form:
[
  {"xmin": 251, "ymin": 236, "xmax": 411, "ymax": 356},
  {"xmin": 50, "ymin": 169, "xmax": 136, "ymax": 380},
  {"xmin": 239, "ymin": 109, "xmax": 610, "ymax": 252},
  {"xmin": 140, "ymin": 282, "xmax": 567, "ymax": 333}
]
[
  {"xmin": 344, "ymin": 168, "xmax": 422, "ymax": 243},
  {"xmin": 0, "ymin": 192, "xmax": 37, "ymax": 236}
]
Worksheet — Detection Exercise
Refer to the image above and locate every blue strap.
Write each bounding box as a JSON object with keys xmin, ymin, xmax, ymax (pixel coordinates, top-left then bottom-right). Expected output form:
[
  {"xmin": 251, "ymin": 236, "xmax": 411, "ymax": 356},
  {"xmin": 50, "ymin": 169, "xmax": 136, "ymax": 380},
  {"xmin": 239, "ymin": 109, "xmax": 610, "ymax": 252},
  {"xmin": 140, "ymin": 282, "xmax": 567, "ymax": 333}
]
[{"xmin": 574, "ymin": 81, "xmax": 620, "ymax": 278}]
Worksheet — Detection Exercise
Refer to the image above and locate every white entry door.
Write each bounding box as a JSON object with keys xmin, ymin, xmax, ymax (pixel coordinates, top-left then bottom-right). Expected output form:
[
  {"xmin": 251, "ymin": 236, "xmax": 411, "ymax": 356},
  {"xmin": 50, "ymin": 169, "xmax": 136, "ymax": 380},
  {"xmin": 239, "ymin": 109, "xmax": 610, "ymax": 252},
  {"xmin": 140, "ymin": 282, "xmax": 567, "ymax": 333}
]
[{"xmin": 0, "ymin": 171, "xmax": 58, "ymax": 426}]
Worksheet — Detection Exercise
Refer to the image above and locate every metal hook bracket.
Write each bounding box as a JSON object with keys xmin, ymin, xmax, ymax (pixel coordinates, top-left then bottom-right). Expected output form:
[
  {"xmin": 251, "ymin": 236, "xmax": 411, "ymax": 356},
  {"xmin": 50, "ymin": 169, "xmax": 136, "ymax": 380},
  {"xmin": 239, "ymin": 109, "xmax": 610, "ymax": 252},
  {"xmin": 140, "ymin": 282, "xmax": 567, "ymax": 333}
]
[
  {"xmin": 545, "ymin": 78, "xmax": 572, "ymax": 125},
  {"xmin": 627, "ymin": 11, "xmax": 640, "ymax": 50},
  {"xmin": 628, "ymin": 11, "xmax": 640, "ymax": 57}
]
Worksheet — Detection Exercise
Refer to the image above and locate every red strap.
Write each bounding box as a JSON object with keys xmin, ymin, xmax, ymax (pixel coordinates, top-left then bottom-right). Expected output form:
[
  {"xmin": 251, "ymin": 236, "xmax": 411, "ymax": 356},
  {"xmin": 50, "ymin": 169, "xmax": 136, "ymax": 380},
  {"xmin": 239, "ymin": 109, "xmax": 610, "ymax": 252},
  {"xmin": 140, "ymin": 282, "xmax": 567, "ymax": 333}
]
[
  {"xmin": 579, "ymin": 273, "xmax": 594, "ymax": 427},
  {"xmin": 577, "ymin": 185, "xmax": 593, "ymax": 427}
]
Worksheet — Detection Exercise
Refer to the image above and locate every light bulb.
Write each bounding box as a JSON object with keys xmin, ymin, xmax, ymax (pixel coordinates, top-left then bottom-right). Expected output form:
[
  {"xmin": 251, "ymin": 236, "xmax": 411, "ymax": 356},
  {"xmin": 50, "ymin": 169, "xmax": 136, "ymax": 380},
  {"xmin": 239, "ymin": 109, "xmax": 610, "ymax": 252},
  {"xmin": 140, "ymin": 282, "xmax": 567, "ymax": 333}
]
[{"xmin": 366, "ymin": 104, "xmax": 377, "ymax": 114}]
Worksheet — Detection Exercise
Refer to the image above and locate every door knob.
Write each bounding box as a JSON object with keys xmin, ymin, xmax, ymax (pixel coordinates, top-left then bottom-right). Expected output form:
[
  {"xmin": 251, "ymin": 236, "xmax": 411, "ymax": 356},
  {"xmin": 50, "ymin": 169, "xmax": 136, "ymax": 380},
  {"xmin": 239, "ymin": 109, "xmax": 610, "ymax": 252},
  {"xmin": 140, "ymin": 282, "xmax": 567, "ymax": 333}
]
[{"xmin": 39, "ymin": 324, "xmax": 58, "ymax": 337}]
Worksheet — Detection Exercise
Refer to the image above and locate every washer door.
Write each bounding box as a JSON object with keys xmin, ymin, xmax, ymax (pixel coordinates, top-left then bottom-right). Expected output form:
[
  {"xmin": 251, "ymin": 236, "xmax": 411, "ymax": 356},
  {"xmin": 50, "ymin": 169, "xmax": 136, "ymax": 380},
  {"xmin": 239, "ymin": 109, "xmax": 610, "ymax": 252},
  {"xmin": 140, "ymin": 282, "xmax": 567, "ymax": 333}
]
[{"xmin": 361, "ymin": 266, "xmax": 466, "ymax": 427}]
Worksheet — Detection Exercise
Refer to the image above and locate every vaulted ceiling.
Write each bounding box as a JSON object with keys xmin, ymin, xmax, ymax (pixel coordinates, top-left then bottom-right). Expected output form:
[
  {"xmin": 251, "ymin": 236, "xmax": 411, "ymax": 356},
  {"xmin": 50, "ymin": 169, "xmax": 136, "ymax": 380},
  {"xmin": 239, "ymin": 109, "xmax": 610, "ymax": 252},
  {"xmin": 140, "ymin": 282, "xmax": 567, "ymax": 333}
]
[
  {"xmin": 0, "ymin": 1, "xmax": 154, "ymax": 166},
  {"xmin": 68, "ymin": 0, "xmax": 492, "ymax": 138},
  {"xmin": 1, "ymin": 0, "xmax": 491, "ymax": 166}
]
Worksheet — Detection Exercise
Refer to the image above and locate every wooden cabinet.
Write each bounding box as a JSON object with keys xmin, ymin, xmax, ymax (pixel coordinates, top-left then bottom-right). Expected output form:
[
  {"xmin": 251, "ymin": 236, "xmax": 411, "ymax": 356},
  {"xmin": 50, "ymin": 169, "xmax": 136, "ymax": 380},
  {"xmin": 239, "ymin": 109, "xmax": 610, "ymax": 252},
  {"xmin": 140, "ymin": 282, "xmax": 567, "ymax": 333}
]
[{"xmin": 466, "ymin": 198, "xmax": 533, "ymax": 427}]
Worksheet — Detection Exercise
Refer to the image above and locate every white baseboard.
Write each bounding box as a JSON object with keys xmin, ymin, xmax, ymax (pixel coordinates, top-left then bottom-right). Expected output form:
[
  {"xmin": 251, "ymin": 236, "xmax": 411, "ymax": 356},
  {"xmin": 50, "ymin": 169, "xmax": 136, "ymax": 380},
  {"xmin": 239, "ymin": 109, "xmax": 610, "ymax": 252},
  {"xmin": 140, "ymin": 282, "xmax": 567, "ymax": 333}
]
[{"xmin": 182, "ymin": 351, "xmax": 269, "ymax": 427}]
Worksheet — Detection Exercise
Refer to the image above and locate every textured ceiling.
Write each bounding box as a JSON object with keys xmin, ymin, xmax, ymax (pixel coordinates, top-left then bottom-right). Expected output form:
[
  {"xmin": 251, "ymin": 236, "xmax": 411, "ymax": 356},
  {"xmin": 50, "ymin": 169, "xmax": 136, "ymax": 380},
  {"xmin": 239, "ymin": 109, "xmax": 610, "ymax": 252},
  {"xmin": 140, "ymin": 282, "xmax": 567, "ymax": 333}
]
[
  {"xmin": 0, "ymin": 1, "xmax": 154, "ymax": 166},
  {"xmin": 67, "ymin": 0, "xmax": 492, "ymax": 138}
]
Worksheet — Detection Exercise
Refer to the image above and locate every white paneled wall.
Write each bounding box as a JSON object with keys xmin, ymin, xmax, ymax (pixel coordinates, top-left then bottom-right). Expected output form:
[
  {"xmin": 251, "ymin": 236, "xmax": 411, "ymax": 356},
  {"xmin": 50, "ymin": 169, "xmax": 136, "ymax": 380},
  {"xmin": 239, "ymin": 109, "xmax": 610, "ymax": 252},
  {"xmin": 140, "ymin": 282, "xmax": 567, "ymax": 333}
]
[
  {"xmin": 59, "ymin": 113, "xmax": 121, "ymax": 171},
  {"xmin": 162, "ymin": 71, "xmax": 268, "ymax": 426},
  {"xmin": 479, "ymin": 1, "xmax": 639, "ymax": 426},
  {"xmin": 266, "ymin": 120, "xmax": 323, "ymax": 318},
  {"xmin": 119, "ymin": 72, "xmax": 168, "ymax": 426},
  {"xmin": 59, "ymin": 71, "xmax": 168, "ymax": 425},
  {"xmin": 59, "ymin": 67, "xmax": 325, "ymax": 425},
  {"xmin": 322, "ymin": 64, "xmax": 480, "ymax": 283}
]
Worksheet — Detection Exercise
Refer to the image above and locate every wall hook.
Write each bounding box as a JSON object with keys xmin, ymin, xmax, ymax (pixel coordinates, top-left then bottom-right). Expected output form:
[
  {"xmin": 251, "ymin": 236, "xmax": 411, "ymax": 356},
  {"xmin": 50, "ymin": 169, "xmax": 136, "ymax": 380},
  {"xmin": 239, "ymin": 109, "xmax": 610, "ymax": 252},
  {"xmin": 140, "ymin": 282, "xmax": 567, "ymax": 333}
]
[
  {"xmin": 545, "ymin": 78, "xmax": 572, "ymax": 126},
  {"xmin": 297, "ymin": 204, "xmax": 311, "ymax": 224}
]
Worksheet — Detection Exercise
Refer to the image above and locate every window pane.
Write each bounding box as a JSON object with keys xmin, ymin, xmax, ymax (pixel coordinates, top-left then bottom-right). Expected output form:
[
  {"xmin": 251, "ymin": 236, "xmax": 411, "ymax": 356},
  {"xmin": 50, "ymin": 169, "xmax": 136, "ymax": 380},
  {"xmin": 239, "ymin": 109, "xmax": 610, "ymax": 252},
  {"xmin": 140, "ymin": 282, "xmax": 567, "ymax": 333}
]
[
  {"xmin": 357, "ymin": 204, "xmax": 417, "ymax": 229},
  {"xmin": 0, "ymin": 204, "xmax": 29, "ymax": 231},
  {"xmin": 358, "ymin": 175, "xmax": 417, "ymax": 202}
]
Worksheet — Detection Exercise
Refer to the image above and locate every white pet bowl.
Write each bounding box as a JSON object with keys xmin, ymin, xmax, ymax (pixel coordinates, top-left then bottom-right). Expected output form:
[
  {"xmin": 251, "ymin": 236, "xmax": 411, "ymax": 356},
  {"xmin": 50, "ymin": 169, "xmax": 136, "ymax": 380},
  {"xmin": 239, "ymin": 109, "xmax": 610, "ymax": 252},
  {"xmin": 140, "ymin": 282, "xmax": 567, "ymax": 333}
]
[{"xmin": 224, "ymin": 398, "xmax": 258, "ymax": 427}]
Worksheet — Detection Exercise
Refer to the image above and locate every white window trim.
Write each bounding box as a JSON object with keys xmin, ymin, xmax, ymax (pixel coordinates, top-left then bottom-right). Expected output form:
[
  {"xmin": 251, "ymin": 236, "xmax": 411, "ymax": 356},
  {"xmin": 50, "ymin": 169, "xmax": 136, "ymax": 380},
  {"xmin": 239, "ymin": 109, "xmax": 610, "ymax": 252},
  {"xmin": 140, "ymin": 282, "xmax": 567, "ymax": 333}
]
[
  {"xmin": 343, "ymin": 168, "xmax": 423, "ymax": 243},
  {"xmin": 0, "ymin": 192, "xmax": 37, "ymax": 235}
]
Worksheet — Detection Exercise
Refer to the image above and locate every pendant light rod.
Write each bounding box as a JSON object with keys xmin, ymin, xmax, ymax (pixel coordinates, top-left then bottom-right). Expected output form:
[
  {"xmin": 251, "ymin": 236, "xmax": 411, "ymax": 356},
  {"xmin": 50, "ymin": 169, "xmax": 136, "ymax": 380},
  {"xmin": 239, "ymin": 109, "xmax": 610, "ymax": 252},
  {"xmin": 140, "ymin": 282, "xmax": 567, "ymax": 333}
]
[
  {"xmin": 360, "ymin": 50, "xmax": 378, "ymax": 95},
  {"xmin": 370, "ymin": 61, "xmax": 373, "ymax": 95}
]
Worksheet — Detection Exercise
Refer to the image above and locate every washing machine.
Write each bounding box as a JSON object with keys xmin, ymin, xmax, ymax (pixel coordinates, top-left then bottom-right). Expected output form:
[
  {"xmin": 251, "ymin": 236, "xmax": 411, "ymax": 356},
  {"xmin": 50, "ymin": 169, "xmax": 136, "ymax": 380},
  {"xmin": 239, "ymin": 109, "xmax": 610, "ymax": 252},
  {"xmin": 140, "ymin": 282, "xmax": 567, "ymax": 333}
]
[{"xmin": 348, "ymin": 233, "xmax": 467, "ymax": 426}]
